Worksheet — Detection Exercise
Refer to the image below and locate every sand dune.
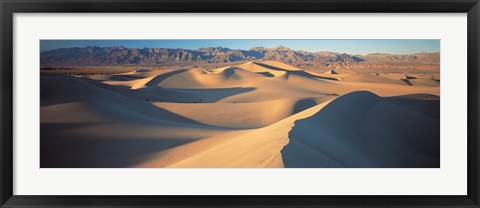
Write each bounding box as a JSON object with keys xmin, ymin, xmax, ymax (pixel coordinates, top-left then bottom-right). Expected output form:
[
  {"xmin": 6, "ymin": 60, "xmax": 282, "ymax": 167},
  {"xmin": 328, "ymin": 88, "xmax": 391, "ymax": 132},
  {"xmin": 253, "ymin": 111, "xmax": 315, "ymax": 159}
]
[
  {"xmin": 153, "ymin": 97, "xmax": 331, "ymax": 129},
  {"xmin": 103, "ymin": 75, "xmax": 158, "ymax": 89},
  {"xmin": 259, "ymin": 60, "xmax": 302, "ymax": 71},
  {"xmin": 40, "ymin": 61, "xmax": 440, "ymax": 168},
  {"xmin": 232, "ymin": 61, "xmax": 288, "ymax": 77},
  {"xmin": 144, "ymin": 67, "xmax": 269, "ymax": 89},
  {"xmin": 281, "ymin": 91, "xmax": 439, "ymax": 168},
  {"xmin": 135, "ymin": 99, "xmax": 334, "ymax": 168},
  {"xmin": 340, "ymin": 73, "xmax": 407, "ymax": 85},
  {"xmin": 136, "ymin": 91, "xmax": 439, "ymax": 168}
]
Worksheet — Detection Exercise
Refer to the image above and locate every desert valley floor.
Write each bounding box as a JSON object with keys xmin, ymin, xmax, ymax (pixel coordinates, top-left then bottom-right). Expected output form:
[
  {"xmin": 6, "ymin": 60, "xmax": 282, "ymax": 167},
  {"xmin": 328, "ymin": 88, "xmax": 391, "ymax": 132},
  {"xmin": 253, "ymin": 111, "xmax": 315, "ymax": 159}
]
[{"xmin": 40, "ymin": 61, "xmax": 440, "ymax": 168}]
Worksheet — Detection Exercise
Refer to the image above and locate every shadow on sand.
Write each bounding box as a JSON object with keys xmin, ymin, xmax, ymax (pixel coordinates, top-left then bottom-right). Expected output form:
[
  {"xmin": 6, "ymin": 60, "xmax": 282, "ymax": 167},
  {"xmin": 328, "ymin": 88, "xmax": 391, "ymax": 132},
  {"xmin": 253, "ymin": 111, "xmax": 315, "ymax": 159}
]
[
  {"xmin": 254, "ymin": 62, "xmax": 338, "ymax": 81},
  {"xmin": 281, "ymin": 91, "xmax": 440, "ymax": 168},
  {"xmin": 40, "ymin": 122, "xmax": 199, "ymax": 168}
]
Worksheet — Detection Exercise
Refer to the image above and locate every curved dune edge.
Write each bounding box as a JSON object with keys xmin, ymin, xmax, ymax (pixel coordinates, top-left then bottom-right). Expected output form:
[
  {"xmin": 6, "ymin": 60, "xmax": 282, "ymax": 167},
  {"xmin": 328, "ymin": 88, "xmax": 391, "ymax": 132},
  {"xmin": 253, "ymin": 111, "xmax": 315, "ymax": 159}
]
[
  {"xmin": 281, "ymin": 91, "xmax": 440, "ymax": 168},
  {"xmin": 152, "ymin": 96, "xmax": 332, "ymax": 129},
  {"xmin": 133, "ymin": 98, "xmax": 334, "ymax": 168},
  {"xmin": 41, "ymin": 60, "xmax": 440, "ymax": 168},
  {"xmin": 133, "ymin": 91, "xmax": 439, "ymax": 168},
  {"xmin": 133, "ymin": 91, "xmax": 440, "ymax": 168}
]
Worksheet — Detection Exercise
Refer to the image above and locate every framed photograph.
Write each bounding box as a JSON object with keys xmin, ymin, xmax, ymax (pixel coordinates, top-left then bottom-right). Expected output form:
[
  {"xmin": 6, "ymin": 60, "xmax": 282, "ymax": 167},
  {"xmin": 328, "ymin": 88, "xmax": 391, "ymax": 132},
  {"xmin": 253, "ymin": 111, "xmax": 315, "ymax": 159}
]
[{"xmin": 1, "ymin": 0, "xmax": 479, "ymax": 207}]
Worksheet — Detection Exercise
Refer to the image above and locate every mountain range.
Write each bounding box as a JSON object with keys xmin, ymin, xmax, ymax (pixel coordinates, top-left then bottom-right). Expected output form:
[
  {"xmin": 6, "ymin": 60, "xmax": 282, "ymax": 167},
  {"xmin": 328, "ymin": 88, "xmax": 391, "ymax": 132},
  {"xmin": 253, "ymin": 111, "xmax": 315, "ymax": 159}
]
[{"xmin": 40, "ymin": 45, "xmax": 440, "ymax": 69}]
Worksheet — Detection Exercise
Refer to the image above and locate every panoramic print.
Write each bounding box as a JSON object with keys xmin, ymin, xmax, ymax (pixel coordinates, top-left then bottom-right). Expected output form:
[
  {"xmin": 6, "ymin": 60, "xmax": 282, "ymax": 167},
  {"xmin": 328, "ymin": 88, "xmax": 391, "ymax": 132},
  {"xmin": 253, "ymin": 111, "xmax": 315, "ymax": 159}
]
[{"xmin": 40, "ymin": 40, "xmax": 440, "ymax": 168}]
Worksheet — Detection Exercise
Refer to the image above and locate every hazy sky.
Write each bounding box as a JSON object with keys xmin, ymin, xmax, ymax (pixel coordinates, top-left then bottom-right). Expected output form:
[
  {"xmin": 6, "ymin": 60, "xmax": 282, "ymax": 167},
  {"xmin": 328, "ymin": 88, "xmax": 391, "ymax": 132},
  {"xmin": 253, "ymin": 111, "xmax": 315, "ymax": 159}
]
[{"xmin": 40, "ymin": 40, "xmax": 440, "ymax": 55}]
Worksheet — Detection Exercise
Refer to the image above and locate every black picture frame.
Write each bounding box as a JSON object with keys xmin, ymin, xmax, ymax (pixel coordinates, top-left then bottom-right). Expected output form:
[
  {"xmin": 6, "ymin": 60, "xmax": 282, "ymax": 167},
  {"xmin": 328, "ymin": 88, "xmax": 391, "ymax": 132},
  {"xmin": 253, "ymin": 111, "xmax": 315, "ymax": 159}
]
[{"xmin": 1, "ymin": 0, "xmax": 479, "ymax": 207}]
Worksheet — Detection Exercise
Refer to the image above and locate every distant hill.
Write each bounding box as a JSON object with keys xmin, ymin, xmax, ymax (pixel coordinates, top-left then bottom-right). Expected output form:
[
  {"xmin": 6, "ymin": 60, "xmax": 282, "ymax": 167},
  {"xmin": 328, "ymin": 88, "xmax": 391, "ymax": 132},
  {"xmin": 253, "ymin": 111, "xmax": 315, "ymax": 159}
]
[{"xmin": 40, "ymin": 45, "xmax": 440, "ymax": 69}]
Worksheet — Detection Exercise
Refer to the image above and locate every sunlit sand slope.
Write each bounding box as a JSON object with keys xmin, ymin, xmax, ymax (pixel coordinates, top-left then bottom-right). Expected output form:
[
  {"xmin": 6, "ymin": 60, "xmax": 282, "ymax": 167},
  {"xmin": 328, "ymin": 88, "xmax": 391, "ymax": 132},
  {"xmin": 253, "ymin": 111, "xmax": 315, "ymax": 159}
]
[
  {"xmin": 40, "ymin": 61, "xmax": 440, "ymax": 168},
  {"xmin": 281, "ymin": 91, "xmax": 439, "ymax": 168}
]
